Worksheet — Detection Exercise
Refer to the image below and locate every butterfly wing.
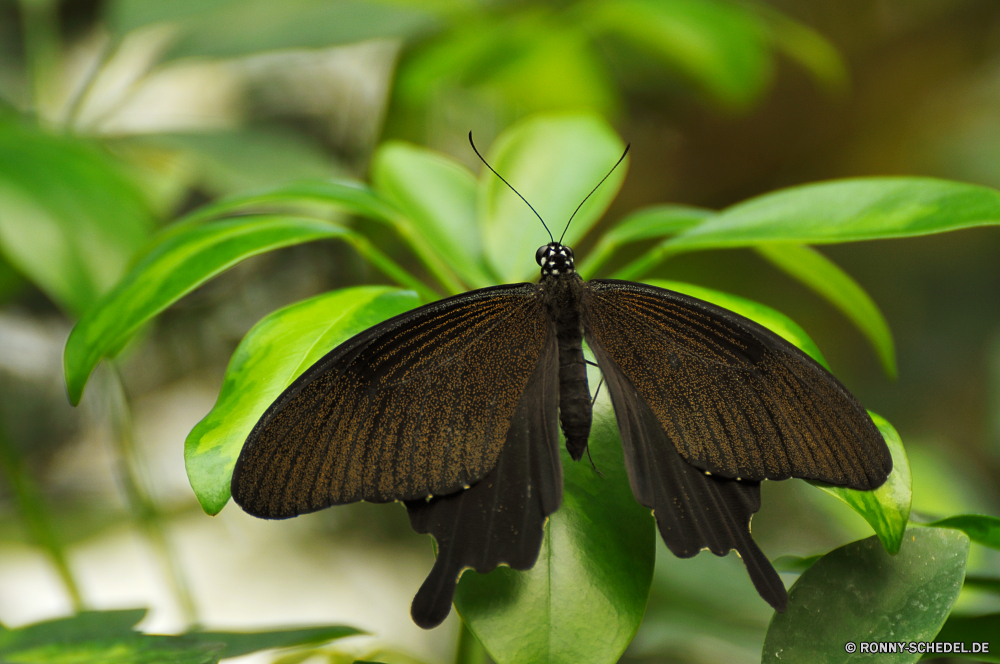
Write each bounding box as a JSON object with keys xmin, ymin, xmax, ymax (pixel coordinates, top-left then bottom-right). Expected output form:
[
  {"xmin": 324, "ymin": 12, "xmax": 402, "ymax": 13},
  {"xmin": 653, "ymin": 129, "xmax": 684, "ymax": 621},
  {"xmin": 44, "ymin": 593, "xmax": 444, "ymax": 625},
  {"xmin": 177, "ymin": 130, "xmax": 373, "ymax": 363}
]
[
  {"xmin": 232, "ymin": 283, "xmax": 556, "ymax": 519},
  {"xmin": 405, "ymin": 340, "xmax": 561, "ymax": 628},
  {"xmin": 588, "ymin": 345, "xmax": 787, "ymax": 611},
  {"xmin": 583, "ymin": 279, "xmax": 891, "ymax": 488}
]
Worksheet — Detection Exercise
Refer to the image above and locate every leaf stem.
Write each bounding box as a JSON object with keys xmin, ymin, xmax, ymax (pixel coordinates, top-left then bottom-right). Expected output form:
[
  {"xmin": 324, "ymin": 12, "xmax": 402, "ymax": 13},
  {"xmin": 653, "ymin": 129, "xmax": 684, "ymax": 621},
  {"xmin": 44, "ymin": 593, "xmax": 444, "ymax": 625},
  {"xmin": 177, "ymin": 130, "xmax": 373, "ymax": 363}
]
[
  {"xmin": 103, "ymin": 364, "xmax": 199, "ymax": 625},
  {"xmin": 0, "ymin": 417, "xmax": 83, "ymax": 610},
  {"xmin": 455, "ymin": 621, "xmax": 486, "ymax": 664},
  {"xmin": 347, "ymin": 236, "xmax": 440, "ymax": 302},
  {"xmin": 18, "ymin": 0, "xmax": 61, "ymax": 120}
]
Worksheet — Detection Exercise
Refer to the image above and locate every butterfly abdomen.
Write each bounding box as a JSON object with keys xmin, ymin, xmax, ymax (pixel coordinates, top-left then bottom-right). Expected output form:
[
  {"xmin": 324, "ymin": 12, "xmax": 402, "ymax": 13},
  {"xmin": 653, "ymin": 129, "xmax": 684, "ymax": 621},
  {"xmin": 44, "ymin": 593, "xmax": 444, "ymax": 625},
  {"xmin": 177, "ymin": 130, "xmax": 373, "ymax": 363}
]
[{"xmin": 544, "ymin": 272, "xmax": 592, "ymax": 461}]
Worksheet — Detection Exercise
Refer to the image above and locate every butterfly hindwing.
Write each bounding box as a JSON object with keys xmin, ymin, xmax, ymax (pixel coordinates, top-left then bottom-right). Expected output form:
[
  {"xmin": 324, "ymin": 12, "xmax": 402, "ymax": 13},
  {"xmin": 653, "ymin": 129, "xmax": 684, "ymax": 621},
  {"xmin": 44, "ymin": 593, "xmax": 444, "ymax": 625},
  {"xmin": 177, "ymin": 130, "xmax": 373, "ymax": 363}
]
[
  {"xmin": 587, "ymin": 343, "xmax": 787, "ymax": 611},
  {"xmin": 584, "ymin": 279, "xmax": 891, "ymax": 489},
  {"xmin": 405, "ymin": 339, "xmax": 562, "ymax": 628},
  {"xmin": 232, "ymin": 283, "xmax": 554, "ymax": 518}
]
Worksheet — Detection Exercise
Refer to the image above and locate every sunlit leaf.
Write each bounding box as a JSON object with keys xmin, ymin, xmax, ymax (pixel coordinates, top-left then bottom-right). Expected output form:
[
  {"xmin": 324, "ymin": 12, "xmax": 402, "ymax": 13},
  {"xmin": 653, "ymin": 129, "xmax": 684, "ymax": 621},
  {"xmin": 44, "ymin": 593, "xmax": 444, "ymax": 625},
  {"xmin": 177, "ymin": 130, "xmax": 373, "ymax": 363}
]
[
  {"xmin": 479, "ymin": 113, "xmax": 626, "ymax": 283},
  {"xmin": 0, "ymin": 121, "xmax": 153, "ymax": 315},
  {"xmin": 172, "ymin": 180, "xmax": 462, "ymax": 296},
  {"xmin": 755, "ymin": 243, "xmax": 896, "ymax": 378},
  {"xmin": 185, "ymin": 286, "xmax": 420, "ymax": 515},
  {"xmin": 456, "ymin": 415, "xmax": 655, "ymax": 664},
  {"xmin": 665, "ymin": 177, "xmax": 1000, "ymax": 251},
  {"xmin": 644, "ymin": 279, "xmax": 829, "ymax": 368},
  {"xmin": 65, "ymin": 216, "xmax": 359, "ymax": 406},
  {"xmin": 927, "ymin": 514, "xmax": 1000, "ymax": 550},
  {"xmin": 585, "ymin": 0, "xmax": 772, "ymax": 108},
  {"xmin": 578, "ymin": 204, "xmax": 713, "ymax": 279},
  {"xmin": 763, "ymin": 528, "xmax": 970, "ymax": 664},
  {"xmin": 815, "ymin": 412, "xmax": 911, "ymax": 554},
  {"xmin": 372, "ymin": 142, "xmax": 492, "ymax": 289}
]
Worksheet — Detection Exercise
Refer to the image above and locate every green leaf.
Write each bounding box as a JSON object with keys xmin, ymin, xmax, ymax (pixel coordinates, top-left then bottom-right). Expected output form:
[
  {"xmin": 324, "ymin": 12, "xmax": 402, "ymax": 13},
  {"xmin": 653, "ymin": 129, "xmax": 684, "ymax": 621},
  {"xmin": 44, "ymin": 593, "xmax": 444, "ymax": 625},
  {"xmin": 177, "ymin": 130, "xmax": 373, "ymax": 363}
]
[
  {"xmin": 815, "ymin": 412, "xmax": 912, "ymax": 554},
  {"xmin": 643, "ymin": 279, "xmax": 829, "ymax": 368},
  {"xmin": 0, "ymin": 610, "xmax": 146, "ymax": 651},
  {"xmin": 479, "ymin": 113, "xmax": 626, "ymax": 283},
  {"xmin": 753, "ymin": 4, "xmax": 848, "ymax": 96},
  {"xmin": 771, "ymin": 554, "xmax": 822, "ymax": 574},
  {"xmin": 578, "ymin": 204, "xmax": 713, "ymax": 279},
  {"xmin": 0, "ymin": 121, "xmax": 153, "ymax": 315},
  {"xmin": 755, "ymin": 243, "xmax": 897, "ymax": 379},
  {"xmin": 666, "ymin": 177, "xmax": 1000, "ymax": 251},
  {"xmin": 455, "ymin": 414, "xmax": 655, "ymax": 664},
  {"xmin": 64, "ymin": 216, "xmax": 358, "ymax": 406},
  {"xmin": 0, "ymin": 637, "xmax": 222, "ymax": 664},
  {"xmin": 108, "ymin": 0, "xmax": 437, "ymax": 60},
  {"xmin": 927, "ymin": 613, "xmax": 1000, "ymax": 662},
  {"xmin": 173, "ymin": 180, "xmax": 463, "ymax": 296},
  {"xmin": 585, "ymin": 0, "xmax": 772, "ymax": 109},
  {"xmin": 371, "ymin": 142, "xmax": 492, "ymax": 289},
  {"xmin": 926, "ymin": 514, "xmax": 1000, "ymax": 550},
  {"xmin": 189, "ymin": 625, "xmax": 363, "ymax": 659},
  {"xmin": 763, "ymin": 528, "xmax": 970, "ymax": 664},
  {"xmin": 185, "ymin": 286, "xmax": 420, "ymax": 515}
]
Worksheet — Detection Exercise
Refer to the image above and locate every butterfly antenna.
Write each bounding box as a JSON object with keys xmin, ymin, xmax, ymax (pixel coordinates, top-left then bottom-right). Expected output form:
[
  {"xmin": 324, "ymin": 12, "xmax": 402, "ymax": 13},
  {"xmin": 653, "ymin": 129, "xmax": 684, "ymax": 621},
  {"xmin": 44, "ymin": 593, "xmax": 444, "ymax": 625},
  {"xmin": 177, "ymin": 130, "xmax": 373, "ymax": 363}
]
[
  {"xmin": 558, "ymin": 143, "xmax": 630, "ymax": 244},
  {"xmin": 469, "ymin": 131, "xmax": 553, "ymax": 243}
]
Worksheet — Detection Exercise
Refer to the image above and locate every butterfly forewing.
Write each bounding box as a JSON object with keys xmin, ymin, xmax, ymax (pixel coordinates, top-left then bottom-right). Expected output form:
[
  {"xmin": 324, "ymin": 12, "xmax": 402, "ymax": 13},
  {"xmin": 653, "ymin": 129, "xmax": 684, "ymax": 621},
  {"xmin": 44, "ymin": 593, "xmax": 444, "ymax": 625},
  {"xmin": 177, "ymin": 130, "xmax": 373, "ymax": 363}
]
[
  {"xmin": 232, "ymin": 283, "xmax": 553, "ymax": 518},
  {"xmin": 583, "ymin": 279, "xmax": 891, "ymax": 489}
]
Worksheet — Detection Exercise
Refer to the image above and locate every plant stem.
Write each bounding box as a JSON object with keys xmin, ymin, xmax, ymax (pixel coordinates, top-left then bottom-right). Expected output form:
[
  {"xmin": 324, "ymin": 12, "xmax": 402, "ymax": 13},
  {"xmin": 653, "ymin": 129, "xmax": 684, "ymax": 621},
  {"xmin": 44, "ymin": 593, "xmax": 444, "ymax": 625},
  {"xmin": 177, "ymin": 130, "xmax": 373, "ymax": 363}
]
[
  {"xmin": 103, "ymin": 364, "xmax": 199, "ymax": 625},
  {"xmin": 455, "ymin": 621, "xmax": 486, "ymax": 664},
  {"xmin": 18, "ymin": 0, "xmax": 61, "ymax": 120},
  {"xmin": 0, "ymin": 418, "xmax": 84, "ymax": 611}
]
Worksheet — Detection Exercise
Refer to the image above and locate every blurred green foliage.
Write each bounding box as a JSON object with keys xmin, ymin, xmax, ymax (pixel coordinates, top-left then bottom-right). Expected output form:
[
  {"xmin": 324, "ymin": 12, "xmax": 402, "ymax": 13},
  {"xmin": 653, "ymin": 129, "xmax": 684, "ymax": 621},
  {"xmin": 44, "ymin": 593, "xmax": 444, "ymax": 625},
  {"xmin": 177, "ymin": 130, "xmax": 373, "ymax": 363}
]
[{"xmin": 0, "ymin": 1, "xmax": 999, "ymax": 663}]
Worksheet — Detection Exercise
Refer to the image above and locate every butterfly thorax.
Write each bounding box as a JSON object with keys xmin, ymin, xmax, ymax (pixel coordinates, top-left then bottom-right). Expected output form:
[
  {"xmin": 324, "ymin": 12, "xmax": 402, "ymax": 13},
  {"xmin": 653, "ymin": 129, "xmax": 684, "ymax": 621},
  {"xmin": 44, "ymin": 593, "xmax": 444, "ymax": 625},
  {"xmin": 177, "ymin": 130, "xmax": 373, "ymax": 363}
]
[{"xmin": 537, "ymin": 242, "xmax": 592, "ymax": 460}]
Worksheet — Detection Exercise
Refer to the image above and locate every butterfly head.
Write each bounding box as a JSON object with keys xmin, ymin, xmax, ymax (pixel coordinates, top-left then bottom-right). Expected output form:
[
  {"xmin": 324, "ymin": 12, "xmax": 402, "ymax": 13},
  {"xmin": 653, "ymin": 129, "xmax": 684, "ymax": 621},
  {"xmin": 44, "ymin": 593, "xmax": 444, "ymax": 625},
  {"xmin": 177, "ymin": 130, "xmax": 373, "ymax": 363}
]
[{"xmin": 536, "ymin": 242, "xmax": 575, "ymax": 278}]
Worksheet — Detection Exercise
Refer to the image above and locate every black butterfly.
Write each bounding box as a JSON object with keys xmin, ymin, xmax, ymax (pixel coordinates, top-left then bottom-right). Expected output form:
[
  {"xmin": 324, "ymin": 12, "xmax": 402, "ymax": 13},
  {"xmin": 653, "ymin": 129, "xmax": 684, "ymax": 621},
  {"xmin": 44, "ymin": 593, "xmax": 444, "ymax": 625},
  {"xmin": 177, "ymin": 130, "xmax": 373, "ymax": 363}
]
[{"xmin": 231, "ymin": 136, "xmax": 892, "ymax": 629}]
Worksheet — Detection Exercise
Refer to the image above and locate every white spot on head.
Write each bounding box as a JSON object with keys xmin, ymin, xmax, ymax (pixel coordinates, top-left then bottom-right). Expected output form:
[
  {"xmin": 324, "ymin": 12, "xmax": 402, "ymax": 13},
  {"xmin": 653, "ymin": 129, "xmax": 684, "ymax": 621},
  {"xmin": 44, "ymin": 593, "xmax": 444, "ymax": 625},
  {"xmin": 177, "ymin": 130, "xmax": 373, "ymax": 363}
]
[{"xmin": 551, "ymin": 268, "xmax": 559, "ymax": 275}]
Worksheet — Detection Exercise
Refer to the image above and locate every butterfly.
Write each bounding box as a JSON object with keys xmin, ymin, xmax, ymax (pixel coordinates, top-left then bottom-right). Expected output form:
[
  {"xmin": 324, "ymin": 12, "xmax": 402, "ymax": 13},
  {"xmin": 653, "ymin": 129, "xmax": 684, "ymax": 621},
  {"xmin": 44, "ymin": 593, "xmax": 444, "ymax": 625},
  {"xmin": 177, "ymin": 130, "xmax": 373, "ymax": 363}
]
[{"xmin": 231, "ymin": 134, "xmax": 893, "ymax": 629}]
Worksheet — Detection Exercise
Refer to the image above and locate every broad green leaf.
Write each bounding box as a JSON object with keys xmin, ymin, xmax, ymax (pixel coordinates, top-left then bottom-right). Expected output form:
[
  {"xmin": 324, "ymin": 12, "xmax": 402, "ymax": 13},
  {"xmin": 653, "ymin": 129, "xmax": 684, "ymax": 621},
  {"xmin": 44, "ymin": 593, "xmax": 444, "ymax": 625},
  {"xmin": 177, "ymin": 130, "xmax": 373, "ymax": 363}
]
[
  {"xmin": 455, "ymin": 414, "xmax": 655, "ymax": 664},
  {"xmin": 172, "ymin": 180, "xmax": 402, "ymax": 229},
  {"xmin": 0, "ymin": 638, "xmax": 222, "ymax": 664},
  {"xmin": 666, "ymin": 177, "xmax": 1000, "ymax": 251},
  {"xmin": 185, "ymin": 286, "xmax": 420, "ymax": 515},
  {"xmin": 643, "ymin": 279, "xmax": 829, "ymax": 368},
  {"xmin": 0, "ymin": 610, "xmax": 146, "ymax": 651},
  {"xmin": 815, "ymin": 412, "xmax": 911, "ymax": 554},
  {"xmin": 585, "ymin": 0, "xmax": 772, "ymax": 109},
  {"xmin": 188, "ymin": 625, "xmax": 363, "ymax": 659},
  {"xmin": 372, "ymin": 142, "xmax": 492, "ymax": 289},
  {"xmin": 108, "ymin": 0, "xmax": 436, "ymax": 60},
  {"xmin": 927, "ymin": 514, "xmax": 1000, "ymax": 550},
  {"xmin": 172, "ymin": 180, "xmax": 463, "ymax": 295},
  {"xmin": 755, "ymin": 243, "xmax": 896, "ymax": 379},
  {"xmin": 927, "ymin": 613, "xmax": 1000, "ymax": 662},
  {"xmin": 578, "ymin": 204, "xmax": 713, "ymax": 279},
  {"xmin": 763, "ymin": 528, "xmax": 970, "ymax": 664},
  {"xmin": 479, "ymin": 113, "xmax": 626, "ymax": 283},
  {"xmin": 0, "ymin": 610, "xmax": 362, "ymax": 664},
  {"xmin": 0, "ymin": 121, "xmax": 153, "ymax": 315},
  {"xmin": 65, "ymin": 216, "xmax": 359, "ymax": 406}
]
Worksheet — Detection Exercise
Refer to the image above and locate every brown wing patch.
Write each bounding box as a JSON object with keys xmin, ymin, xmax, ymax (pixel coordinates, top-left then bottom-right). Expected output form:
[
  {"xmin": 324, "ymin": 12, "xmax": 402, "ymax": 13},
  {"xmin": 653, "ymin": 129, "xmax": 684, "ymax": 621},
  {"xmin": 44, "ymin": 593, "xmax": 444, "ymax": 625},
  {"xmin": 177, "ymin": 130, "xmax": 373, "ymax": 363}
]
[
  {"xmin": 584, "ymin": 279, "xmax": 890, "ymax": 489},
  {"xmin": 233, "ymin": 284, "xmax": 553, "ymax": 518}
]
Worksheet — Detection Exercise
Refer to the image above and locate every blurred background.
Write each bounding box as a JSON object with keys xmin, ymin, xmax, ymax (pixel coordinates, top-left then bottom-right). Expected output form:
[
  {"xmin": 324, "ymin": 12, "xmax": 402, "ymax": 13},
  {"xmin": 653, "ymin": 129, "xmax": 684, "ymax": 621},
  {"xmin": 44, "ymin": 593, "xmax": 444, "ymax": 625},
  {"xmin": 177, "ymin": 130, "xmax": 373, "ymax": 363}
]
[{"xmin": 1, "ymin": 0, "xmax": 999, "ymax": 662}]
